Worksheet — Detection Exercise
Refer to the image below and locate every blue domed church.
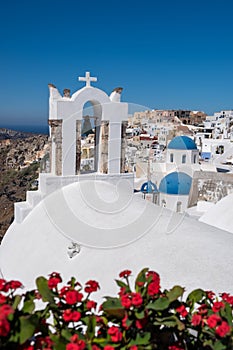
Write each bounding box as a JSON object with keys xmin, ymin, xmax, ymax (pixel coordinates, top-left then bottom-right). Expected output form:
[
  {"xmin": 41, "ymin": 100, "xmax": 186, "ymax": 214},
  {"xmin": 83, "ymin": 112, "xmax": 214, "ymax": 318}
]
[{"xmin": 143, "ymin": 136, "xmax": 203, "ymax": 213}]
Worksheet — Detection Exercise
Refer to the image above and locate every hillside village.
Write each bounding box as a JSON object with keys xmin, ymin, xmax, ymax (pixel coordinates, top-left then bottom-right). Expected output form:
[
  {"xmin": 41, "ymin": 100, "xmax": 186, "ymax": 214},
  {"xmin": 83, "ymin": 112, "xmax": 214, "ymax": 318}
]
[{"xmin": 1, "ymin": 107, "xmax": 233, "ymax": 240}]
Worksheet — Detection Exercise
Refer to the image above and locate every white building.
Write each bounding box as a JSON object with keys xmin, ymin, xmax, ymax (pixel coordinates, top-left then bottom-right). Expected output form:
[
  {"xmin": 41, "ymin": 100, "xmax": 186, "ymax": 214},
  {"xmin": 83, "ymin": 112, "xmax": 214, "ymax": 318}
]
[{"xmin": 1, "ymin": 73, "xmax": 233, "ymax": 299}]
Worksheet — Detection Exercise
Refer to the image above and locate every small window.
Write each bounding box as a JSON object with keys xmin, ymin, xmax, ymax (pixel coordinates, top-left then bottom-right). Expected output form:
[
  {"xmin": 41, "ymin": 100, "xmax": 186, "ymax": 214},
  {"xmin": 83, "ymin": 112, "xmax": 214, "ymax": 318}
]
[
  {"xmin": 182, "ymin": 154, "xmax": 186, "ymax": 163},
  {"xmin": 170, "ymin": 153, "xmax": 174, "ymax": 163},
  {"xmin": 162, "ymin": 199, "xmax": 166, "ymax": 208},
  {"xmin": 194, "ymin": 154, "xmax": 197, "ymax": 163},
  {"xmin": 177, "ymin": 201, "xmax": 182, "ymax": 213}
]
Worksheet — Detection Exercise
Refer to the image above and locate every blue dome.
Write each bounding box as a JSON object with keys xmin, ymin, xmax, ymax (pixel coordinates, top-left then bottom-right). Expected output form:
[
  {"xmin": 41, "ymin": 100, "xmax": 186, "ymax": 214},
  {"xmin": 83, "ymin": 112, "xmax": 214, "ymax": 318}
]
[
  {"xmin": 168, "ymin": 136, "xmax": 197, "ymax": 150},
  {"xmin": 140, "ymin": 180, "xmax": 158, "ymax": 193},
  {"xmin": 159, "ymin": 172, "xmax": 192, "ymax": 195}
]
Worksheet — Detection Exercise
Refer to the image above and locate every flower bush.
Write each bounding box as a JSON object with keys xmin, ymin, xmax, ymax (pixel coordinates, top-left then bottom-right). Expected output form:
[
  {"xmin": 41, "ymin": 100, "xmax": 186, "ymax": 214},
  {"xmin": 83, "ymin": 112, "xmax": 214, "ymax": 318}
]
[{"xmin": 0, "ymin": 268, "xmax": 232, "ymax": 349}]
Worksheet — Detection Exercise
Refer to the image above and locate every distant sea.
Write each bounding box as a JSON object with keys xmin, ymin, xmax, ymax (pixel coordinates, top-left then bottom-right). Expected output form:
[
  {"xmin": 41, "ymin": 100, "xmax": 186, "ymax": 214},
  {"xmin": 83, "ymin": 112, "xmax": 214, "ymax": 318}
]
[{"xmin": 0, "ymin": 124, "xmax": 49, "ymax": 135}]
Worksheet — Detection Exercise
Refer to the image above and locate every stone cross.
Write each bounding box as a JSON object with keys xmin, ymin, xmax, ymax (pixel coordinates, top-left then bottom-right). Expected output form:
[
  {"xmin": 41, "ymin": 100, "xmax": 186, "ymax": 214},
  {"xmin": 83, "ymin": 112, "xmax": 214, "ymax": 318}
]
[{"xmin": 78, "ymin": 71, "xmax": 97, "ymax": 87}]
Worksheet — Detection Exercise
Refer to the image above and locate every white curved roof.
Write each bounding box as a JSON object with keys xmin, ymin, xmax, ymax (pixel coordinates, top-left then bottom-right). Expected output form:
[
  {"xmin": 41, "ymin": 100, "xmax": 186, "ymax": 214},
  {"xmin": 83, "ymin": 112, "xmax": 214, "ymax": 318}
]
[
  {"xmin": 199, "ymin": 192, "xmax": 233, "ymax": 234},
  {"xmin": 1, "ymin": 180, "xmax": 233, "ymax": 299}
]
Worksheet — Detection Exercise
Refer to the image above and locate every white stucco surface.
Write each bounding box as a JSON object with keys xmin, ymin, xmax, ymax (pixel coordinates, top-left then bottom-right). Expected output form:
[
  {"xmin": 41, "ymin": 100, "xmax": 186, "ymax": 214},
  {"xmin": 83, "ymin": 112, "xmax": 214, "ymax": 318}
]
[
  {"xmin": 199, "ymin": 192, "xmax": 233, "ymax": 234},
  {"xmin": 1, "ymin": 179, "xmax": 233, "ymax": 300},
  {"xmin": 49, "ymin": 83, "xmax": 128, "ymax": 176}
]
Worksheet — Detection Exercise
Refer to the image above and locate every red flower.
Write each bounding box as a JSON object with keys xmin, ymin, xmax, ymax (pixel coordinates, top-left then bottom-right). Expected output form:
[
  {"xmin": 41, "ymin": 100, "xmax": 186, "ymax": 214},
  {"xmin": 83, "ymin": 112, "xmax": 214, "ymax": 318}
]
[
  {"xmin": 121, "ymin": 294, "xmax": 132, "ymax": 309},
  {"xmin": 48, "ymin": 277, "xmax": 62, "ymax": 290},
  {"xmin": 198, "ymin": 304, "xmax": 208, "ymax": 315},
  {"xmin": 66, "ymin": 338, "xmax": 86, "ymax": 350},
  {"xmin": 2, "ymin": 282, "xmax": 10, "ymax": 293},
  {"xmin": 71, "ymin": 334, "xmax": 79, "ymax": 343},
  {"xmin": 221, "ymin": 293, "xmax": 233, "ymax": 306},
  {"xmin": 77, "ymin": 340, "xmax": 86, "ymax": 349},
  {"xmin": 92, "ymin": 346, "xmax": 101, "ymax": 350},
  {"xmin": 0, "ymin": 304, "xmax": 14, "ymax": 317},
  {"xmin": 72, "ymin": 311, "xmax": 81, "ymax": 322},
  {"xmin": 108, "ymin": 326, "xmax": 123, "ymax": 342},
  {"xmin": 0, "ymin": 279, "xmax": 6, "ymax": 292},
  {"xmin": 85, "ymin": 280, "xmax": 100, "ymax": 293},
  {"xmin": 118, "ymin": 286, "xmax": 126, "ymax": 297},
  {"xmin": 86, "ymin": 300, "xmax": 97, "ymax": 310},
  {"xmin": 66, "ymin": 344, "xmax": 80, "ymax": 350},
  {"xmin": 0, "ymin": 294, "xmax": 6, "ymax": 304},
  {"xmin": 206, "ymin": 290, "xmax": 215, "ymax": 300},
  {"xmin": 147, "ymin": 281, "xmax": 160, "ymax": 296},
  {"xmin": 136, "ymin": 281, "xmax": 144, "ymax": 287},
  {"xmin": 176, "ymin": 305, "xmax": 188, "ymax": 318},
  {"xmin": 215, "ymin": 321, "xmax": 231, "ymax": 337},
  {"xmin": 59, "ymin": 286, "xmax": 69, "ymax": 298},
  {"xmin": 8, "ymin": 280, "xmax": 22, "ymax": 290},
  {"xmin": 191, "ymin": 314, "xmax": 202, "ymax": 326},
  {"xmin": 146, "ymin": 271, "xmax": 160, "ymax": 284},
  {"xmin": 0, "ymin": 318, "xmax": 10, "ymax": 337},
  {"xmin": 135, "ymin": 318, "xmax": 147, "ymax": 329},
  {"xmin": 63, "ymin": 309, "xmax": 73, "ymax": 322},
  {"xmin": 212, "ymin": 301, "xmax": 225, "ymax": 313},
  {"xmin": 119, "ymin": 270, "xmax": 132, "ymax": 278},
  {"xmin": 169, "ymin": 345, "xmax": 184, "ymax": 350},
  {"xmin": 131, "ymin": 292, "xmax": 143, "ymax": 307},
  {"xmin": 63, "ymin": 309, "xmax": 81, "ymax": 322},
  {"xmin": 65, "ymin": 290, "xmax": 83, "ymax": 305},
  {"xmin": 35, "ymin": 336, "xmax": 54, "ymax": 348},
  {"xmin": 103, "ymin": 346, "xmax": 114, "ymax": 350},
  {"xmin": 207, "ymin": 314, "xmax": 221, "ymax": 328},
  {"xmin": 130, "ymin": 346, "xmax": 138, "ymax": 350},
  {"xmin": 122, "ymin": 313, "xmax": 130, "ymax": 329}
]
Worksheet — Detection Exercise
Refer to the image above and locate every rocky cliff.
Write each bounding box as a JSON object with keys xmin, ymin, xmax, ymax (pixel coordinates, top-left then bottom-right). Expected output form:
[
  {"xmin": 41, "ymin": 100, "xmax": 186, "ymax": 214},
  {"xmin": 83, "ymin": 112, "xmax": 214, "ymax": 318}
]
[{"xmin": 0, "ymin": 129, "xmax": 49, "ymax": 241}]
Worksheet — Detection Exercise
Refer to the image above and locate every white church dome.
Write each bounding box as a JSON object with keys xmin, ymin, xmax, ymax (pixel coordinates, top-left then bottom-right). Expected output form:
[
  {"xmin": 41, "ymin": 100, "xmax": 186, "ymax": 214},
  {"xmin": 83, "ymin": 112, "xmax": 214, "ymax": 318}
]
[{"xmin": 1, "ymin": 179, "xmax": 233, "ymax": 299}]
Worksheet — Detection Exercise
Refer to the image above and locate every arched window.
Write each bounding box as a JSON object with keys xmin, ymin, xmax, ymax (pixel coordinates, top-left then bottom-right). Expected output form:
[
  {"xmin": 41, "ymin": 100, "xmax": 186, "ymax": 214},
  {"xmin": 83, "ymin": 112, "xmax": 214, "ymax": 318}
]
[
  {"xmin": 170, "ymin": 153, "xmax": 174, "ymax": 163},
  {"xmin": 182, "ymin": 154, "xmax": 186, "ymax": 163}
]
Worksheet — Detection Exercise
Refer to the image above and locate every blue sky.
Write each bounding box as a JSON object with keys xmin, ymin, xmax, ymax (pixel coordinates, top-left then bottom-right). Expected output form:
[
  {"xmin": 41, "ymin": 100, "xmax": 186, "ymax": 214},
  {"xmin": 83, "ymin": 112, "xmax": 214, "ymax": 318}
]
[{"xmin": 0, "ymin": 0, "xmax": 232, "ymax": 128}]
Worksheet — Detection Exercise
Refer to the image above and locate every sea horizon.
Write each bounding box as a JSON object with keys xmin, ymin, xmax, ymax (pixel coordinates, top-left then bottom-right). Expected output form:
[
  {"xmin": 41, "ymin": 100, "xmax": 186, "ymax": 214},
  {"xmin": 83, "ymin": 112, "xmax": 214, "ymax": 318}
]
[{"xmin": 0, "ymin": 124, "xmax": 49, "ymax": 135}]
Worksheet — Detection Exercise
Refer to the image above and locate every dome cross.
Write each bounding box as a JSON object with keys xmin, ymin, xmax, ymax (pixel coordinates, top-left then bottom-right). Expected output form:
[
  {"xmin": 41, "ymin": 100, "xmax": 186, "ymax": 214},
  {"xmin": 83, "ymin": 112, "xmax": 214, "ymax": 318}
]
[{"xmin": 78, "ymin": 71, "xmax": 97, "ymax": 87}]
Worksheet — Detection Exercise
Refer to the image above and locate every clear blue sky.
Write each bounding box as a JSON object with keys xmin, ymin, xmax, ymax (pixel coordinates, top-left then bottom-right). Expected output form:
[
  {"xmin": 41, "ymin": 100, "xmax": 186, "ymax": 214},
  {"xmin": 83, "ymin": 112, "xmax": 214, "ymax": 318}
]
[{"xmin": 0, "ymin": 0, "xmax": 232, "ymax": 128}]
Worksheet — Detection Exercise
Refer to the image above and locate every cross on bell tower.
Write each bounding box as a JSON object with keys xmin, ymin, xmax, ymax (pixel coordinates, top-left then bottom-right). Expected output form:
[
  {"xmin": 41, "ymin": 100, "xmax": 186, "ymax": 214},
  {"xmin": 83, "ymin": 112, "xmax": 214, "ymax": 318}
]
[{"xmin": 78, "ymin": 71, "xmax": 97, "ymax": 87}]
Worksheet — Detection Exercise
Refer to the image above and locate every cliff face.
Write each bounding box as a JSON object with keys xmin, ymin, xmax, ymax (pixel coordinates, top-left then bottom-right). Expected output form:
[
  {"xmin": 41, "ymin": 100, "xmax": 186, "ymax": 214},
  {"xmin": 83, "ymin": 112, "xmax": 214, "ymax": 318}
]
[{"xmin": 0, "ymin": 129, "xmax": 49, "ymax": 241}]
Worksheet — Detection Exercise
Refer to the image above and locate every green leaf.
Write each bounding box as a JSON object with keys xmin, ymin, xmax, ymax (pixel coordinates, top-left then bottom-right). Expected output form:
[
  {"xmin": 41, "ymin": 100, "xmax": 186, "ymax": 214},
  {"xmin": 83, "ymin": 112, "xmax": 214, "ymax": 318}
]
[
  {"xmin": 102, "ymin": 297, "xmax": 124, "ymax": 319},
  {"xmin": 146, "ymin": 297, "xmax": 170, "ymax": 311},
  {"xmin": 220, "ymin": 302, "xmax": 232, "ymax": 324},
  {"xmin": 186, "ymin": 288, "xmax": 206, "ymax": 305},
  {"xmin": 154, "ymin": 315, "xmax": 185, "ymax": 331},
  {"xmin": 167, "ymin": 285, "xmax": 185, "ymax": 302},
  {"xmin": 50, "ymin": 334, "xmax": 67, "ymax": 350},
  {"xmin": 135, "ymin": 310, "xmax": 145, "ymax": 319},
  {"xmin": 86, "ymin": 315, "xmax": 97, "ymax": 340},
  {"xmin": 19, "ymin": 315, "xmax": 39, "ymax": 344},
  {"xmin": 61, "ymin": 328, "xmax": 72, "ymax": 341},
  {"xmin": 135, "ymin": 267, "xmax": 149, "ymax": 291},
  {"xmin": 36, "ymin": 276, "xmax": 55, "ymax": 304},
  {"xmin": 69, "ymin": 277, "xmax": 76, "ymax": 289},
  {"xmin": 115, "ymin": 279, "xmax": 130, "ymax": 292},
  {"xmin": 129, "ymin": 332, "xmax": 151, "ymax": 346},
  {"xmin": 92, "ymin": 338, "xmax": 109, "ymax": 346},
  {"xmin": 213, "ymin": 340, "xmax": 227, "ymax": 350},
  {"xmin": 22, "ymin": 299, "xmax": 35, "ymax": 314},
  {"xmin": 12, "ymin": 294, "xmax": 22, "ymax": 310}
]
